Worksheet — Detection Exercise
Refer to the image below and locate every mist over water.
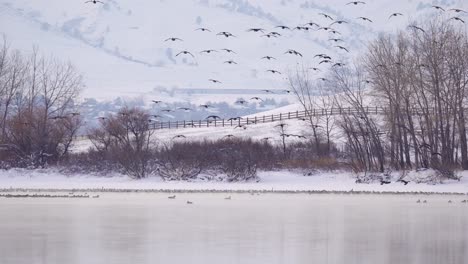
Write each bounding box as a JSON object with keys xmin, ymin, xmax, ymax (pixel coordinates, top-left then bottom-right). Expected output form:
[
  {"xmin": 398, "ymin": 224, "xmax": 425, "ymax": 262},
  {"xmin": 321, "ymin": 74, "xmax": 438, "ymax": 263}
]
[{"xmin": 0, "ymin": 193, "xmax": 467, "ymax": 264}]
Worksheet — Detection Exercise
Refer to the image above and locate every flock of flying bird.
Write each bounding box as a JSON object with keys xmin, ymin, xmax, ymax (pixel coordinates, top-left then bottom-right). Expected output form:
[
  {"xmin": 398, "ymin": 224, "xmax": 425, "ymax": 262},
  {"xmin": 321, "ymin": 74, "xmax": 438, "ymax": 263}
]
[{"xmin": 84, "ymin": 1, "xmax": 467, "ymax": 141}]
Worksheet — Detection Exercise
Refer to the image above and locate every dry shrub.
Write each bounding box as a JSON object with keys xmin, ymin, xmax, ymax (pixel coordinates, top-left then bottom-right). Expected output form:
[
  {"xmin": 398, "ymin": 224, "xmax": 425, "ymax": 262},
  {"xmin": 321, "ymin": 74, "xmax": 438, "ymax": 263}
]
[
  {"xmin": 215, "ymin": 139, "xmax": 259, "ymax": 182},
  {"xmin": 156, "ymin": 141, "xmax": 214, "ymax": 181}
]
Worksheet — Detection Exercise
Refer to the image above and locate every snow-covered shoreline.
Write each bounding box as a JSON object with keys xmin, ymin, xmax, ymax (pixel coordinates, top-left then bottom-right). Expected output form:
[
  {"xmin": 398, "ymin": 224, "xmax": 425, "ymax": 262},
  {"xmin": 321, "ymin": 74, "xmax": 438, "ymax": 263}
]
[{"xmin": 1, "ymin": 169, "xmax": 468, "ymax": 195}]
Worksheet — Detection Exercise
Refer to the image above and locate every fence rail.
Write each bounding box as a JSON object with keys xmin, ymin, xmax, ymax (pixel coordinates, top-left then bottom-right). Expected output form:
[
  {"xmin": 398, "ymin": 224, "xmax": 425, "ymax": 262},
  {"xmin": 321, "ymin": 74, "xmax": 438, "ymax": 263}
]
[{"xmin": 149, "ymin": 106, "xmax": 397, "ymax": 130}]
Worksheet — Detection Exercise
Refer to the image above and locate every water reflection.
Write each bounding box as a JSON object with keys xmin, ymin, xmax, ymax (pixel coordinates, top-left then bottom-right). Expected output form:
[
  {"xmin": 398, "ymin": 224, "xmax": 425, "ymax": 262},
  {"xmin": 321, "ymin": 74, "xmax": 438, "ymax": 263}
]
[{"xmin": 0, "ymin": 194, "xmax": 467, "ymax": 264}]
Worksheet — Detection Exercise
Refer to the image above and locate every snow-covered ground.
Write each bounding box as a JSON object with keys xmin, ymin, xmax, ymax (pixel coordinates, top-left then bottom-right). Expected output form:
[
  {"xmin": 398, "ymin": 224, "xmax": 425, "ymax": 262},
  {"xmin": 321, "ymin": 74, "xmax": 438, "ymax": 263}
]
[{"xmin": 1, "ymin": 169, "xmax": 467, "ymax": 194}]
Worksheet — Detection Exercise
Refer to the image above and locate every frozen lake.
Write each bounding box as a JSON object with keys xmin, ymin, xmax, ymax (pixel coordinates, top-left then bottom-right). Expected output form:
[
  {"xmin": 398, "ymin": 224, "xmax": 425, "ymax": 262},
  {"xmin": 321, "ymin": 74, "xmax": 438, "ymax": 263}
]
[{"xmin": 0, "ymin": 193, "xmax": 467, "ymax": 264}]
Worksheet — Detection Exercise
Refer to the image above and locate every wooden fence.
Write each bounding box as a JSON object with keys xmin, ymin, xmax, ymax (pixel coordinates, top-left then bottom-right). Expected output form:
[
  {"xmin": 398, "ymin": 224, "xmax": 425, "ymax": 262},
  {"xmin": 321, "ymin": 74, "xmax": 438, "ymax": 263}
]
[{"xmin": 149, "ymin": 106, "xmax": 389, "ymax": 130}]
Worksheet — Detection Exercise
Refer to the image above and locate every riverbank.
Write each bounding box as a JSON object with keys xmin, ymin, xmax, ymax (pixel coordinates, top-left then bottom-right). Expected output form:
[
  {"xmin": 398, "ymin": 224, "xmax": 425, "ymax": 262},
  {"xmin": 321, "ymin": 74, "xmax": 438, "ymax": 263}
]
[{"xmin": 1, "ymin": 169, "xmax": 468, "ymax": 195}]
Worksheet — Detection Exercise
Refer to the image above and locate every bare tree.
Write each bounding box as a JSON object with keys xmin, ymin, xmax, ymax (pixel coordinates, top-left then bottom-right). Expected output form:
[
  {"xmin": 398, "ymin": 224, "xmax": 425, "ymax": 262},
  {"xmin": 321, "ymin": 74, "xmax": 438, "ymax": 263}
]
[
  {"xmin": 289, "ymin": 65, "xmax": 335, "ymax": 156},
  {"xmin": 89, "ymin": 107, "xmax": 155, "ymax": 179},
  {"xmin": 365, "ymin": 18, "xmax": 468, "ymax": 175},
  {"xmin": 0, "ymin": 41, "xmax": 84, "ymax": 167},
  {"xmin": 331, "ymin": 64, "xmax": 385, "ymax": 172}
]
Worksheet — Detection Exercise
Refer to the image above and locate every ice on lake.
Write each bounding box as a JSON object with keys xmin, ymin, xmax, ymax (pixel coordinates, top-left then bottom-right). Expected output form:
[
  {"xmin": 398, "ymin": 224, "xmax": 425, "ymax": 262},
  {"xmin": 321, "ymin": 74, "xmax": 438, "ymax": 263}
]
[{"xmin": 0, "ymin": 193, "xmax": 467, "ymax": 264}]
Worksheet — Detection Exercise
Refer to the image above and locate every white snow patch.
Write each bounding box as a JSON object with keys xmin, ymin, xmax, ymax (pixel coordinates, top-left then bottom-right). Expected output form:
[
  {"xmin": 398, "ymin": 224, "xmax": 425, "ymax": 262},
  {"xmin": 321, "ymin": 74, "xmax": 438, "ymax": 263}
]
[{"xmin": 1, "ymin": 169, "xmax": 467, "ymax": 194}]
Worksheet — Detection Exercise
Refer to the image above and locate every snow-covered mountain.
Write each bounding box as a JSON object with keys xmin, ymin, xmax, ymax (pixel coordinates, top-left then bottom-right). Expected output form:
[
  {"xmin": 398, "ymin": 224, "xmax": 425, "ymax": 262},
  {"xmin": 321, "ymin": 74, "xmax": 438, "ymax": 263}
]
[{"xmin": 1, "ymin": 0, "xmax": 467, "ymax": 103}]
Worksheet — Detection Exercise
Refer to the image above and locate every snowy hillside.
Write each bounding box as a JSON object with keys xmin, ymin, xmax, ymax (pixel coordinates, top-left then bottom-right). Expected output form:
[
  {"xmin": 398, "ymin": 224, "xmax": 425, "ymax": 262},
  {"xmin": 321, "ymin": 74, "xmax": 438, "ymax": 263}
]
[{"xmin": 1, "ymin": 0, "xmax": 467, "ymax": 103}]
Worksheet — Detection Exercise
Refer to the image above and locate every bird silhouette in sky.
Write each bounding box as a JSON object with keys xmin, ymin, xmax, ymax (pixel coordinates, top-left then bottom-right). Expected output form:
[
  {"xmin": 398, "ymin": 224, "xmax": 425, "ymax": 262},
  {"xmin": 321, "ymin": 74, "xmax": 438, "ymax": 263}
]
[
  {"xmin": 176, "ymin": 51, "xmax": 194, "ymax": 57},
  {"xmin": 221, "ymin": 48, "xmax": 236, "ymax": 53},
  {"xmin": 195, "ymin": 28, "xmax": 211, "ymax": 32},
  {"xmin": 347, "ymin": 1, "xmax": 366, "ymax": 5},
  {"xmin": 85, "ymin": 0, "xmax": 104, "ymax": 4},
  {"xmin": 165, "ymin": 37, "xmax": 183, "ymax": 42},
  {"xmin": 389, "ymin": 13, "xmax": 403, "ymax": 19}
]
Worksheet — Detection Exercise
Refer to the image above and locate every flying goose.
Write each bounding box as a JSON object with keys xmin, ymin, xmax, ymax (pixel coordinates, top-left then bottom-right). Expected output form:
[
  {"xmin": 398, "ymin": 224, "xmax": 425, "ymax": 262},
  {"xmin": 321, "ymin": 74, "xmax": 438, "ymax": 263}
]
[
  {"xmin": 450, "ymin": 17, "xmax": 465, "ymax": 23},
  {"xmin": 357, "ymin": 17, "xmax": 373, "ymax": 23},
  {"xmin": 304, "ymin": 22, "xmax": 320, "ymax": 27},
  {"xmin": 432, "ymin": 5, "xmax": 445, "ymax": 11},
  {"xmin": 333, "ymin": 62, "xmax": 346, "ymax": 67},
  {"xmin": 319, "ymin": 60, "xmax": 333, "ymax": 64},
  {"xmin": 165, "ymin": 37, "xmax": 183, "ymax": 42},
  {"xmin": 261, "ymin": 89, "xmax": 275, "ymax": 93},
  {"xmin": 85, "ymin": 0, "xmax": 104, "ymax": 4},
  {"xmin": 261, "ymin": 33, "xmax": 278, "ymax": 38},
  {"xmin": 195, "ymin": 28, "xmax": 212, "ymax": 32},
  {"xmin": 247, "ymin": 28, "xmax": 266, "ymax": 33},
  {"xmin": 206, "ymin": 115, "xmax": 221, "ymax": 120},
  {"xmin": 449, "ymin": 8, "xmax": 467, "ymax": 13},
  {"xmin": 319, "ymin": 13, "xmax": 334, "ymax": 20},
  {"xmin": 330, "ymin": 20, "xmax": 348, "ymax": 26},
  {"xmin": 267, "ymin": 70, "xmax": 282, "ymax": 74},
  {"xmin": 347, "ymin": 1, "xmax": 366, "ymax": 5},
  {"xmin": 176, "ymin": 51, "xmax": 194, "ymax": 57},
  {"xmin": 217, "ymin": 32, "xmax": 236, "ymax": 38},
  {"xmin": 261, "ymin": 56, "xmax": 276, "ymax": 60},
  {"xmin": 389, "ymin": 13, "xmax": 403, "ymax": 19},
  {"xmin": 285, "ymin": 49, "xmax": 303, "ymax": 57},
  {"xmin": 335, "ymin": 45, "xmax": 349, "ymax": 52},
  {"xmin": 221, "ymin": 48, "xmax": 237, "ymax": 53},
  {"xmin": 200, "ymin": 49, "xmax": 218, "ymax": 54},
  {"xmin": 408, "ymin": 25, "xmax": 426, "ymax": 33}
]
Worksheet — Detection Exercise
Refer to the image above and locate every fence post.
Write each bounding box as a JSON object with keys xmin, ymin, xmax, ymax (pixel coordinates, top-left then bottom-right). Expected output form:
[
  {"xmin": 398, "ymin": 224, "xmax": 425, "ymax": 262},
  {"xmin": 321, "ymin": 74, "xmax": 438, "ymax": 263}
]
[
  {"xmin": 271, "ymin": 114, "xmax": 274, "ymax": 122},
  {"xmin": 222, "ymin": 119, "xmax": 225, "ymax": 127},
  {"xmin": 255, "ymin": 116, "xmax": 257, "ymax": 124},
  {"xmin": 263, "ymin": 116, "xmax": 265, "ymax": 123},
  {"xmin": 288, "ymin": 112, "xmax": 290, "ymax": 119},
  {"xmin": 280, "ymin": 113, "xmax": 282, "ymax": 120},
  {"xmin": 247, "ymin": 117, "xmax": 249, "ymax": 124}
]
